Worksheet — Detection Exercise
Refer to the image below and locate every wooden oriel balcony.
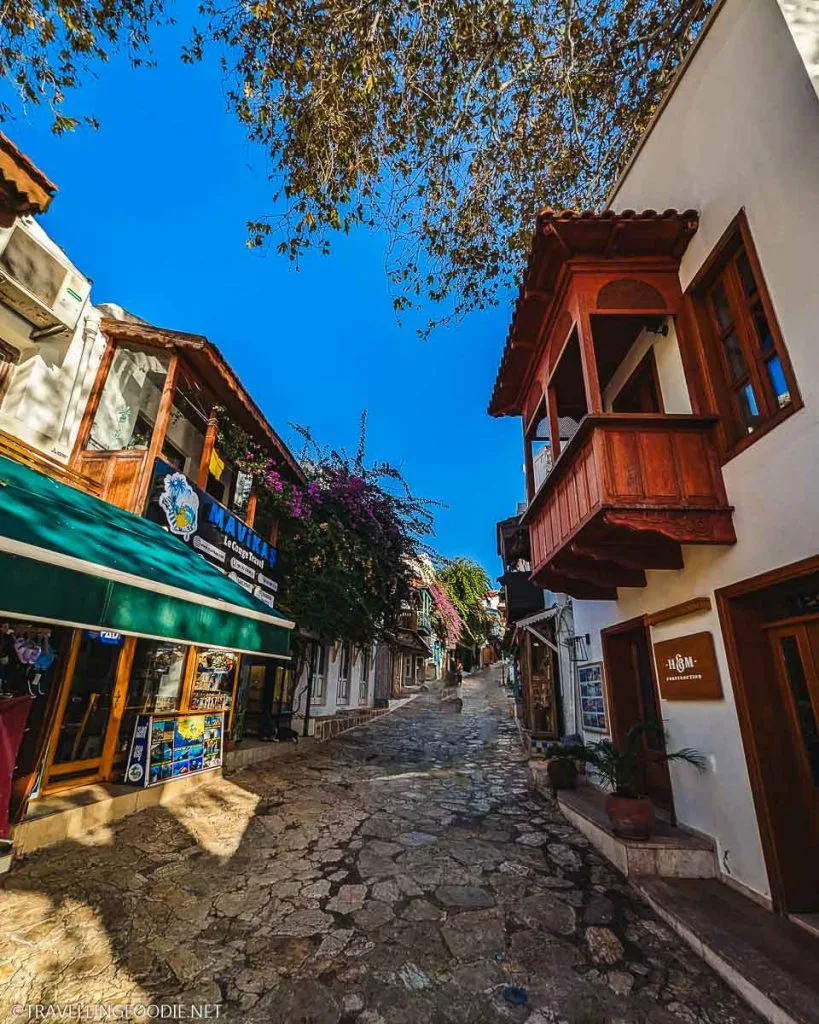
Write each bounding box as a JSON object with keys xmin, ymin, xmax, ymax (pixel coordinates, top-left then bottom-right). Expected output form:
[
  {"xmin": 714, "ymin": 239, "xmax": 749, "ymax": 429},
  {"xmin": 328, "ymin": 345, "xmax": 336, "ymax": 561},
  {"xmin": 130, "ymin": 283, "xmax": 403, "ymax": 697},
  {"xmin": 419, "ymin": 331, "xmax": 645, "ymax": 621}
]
[{"xmin": 523, "ymin": 414, "xmax": 735, "ymax": 599}]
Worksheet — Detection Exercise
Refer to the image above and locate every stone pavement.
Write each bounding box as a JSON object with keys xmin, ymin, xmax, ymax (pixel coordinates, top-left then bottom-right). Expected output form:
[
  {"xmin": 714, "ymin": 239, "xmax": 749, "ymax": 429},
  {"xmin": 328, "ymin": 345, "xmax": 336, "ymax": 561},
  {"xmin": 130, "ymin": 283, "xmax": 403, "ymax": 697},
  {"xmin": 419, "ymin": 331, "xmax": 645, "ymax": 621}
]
[{"xmin": 0, "ymin": 667, "xmax": 758, "ymax": 1024}]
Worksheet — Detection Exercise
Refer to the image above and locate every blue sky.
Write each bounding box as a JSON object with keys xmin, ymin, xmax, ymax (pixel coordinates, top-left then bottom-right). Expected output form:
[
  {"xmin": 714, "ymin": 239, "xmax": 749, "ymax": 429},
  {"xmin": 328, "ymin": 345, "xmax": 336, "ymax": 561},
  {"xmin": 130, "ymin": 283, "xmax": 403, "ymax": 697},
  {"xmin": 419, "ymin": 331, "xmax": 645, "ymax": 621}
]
[{"xmin": 5, "ymin": 21, "xmax": 525, "ymax": 580}]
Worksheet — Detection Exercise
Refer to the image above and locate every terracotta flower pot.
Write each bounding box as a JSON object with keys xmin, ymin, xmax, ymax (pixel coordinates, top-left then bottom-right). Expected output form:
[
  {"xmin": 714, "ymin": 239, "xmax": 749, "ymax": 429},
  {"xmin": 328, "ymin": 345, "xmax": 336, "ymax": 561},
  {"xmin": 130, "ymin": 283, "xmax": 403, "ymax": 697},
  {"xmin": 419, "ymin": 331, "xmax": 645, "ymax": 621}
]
[
  {"xmin": 546, "ymin": 757, "xmax": 578, "ymax": 792},
  {"xmin": 605, "ymin": 794, "xmax": 656, "ymax": 839}
]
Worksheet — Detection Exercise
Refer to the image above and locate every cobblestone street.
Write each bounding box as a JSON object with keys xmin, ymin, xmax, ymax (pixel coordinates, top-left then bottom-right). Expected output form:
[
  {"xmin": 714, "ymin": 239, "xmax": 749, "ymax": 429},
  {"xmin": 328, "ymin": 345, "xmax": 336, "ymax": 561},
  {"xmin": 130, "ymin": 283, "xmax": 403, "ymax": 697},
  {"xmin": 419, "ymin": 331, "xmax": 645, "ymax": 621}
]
[{"xmin": 0, "ymin": 668, "xmax": 757, "ymax": 1024}]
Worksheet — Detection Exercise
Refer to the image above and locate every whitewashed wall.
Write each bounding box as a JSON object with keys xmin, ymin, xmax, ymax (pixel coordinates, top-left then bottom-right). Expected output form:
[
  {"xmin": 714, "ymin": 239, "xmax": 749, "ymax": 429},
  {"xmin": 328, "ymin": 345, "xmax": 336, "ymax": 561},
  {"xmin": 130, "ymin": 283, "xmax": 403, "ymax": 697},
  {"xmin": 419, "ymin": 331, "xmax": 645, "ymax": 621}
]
[
  {"xmin": 571, "ymin": 0, "xmax": 819, "ymax": 904},
  {"xmin": 0, "ymin": 217, "xmax": 105, "ymax": 461},
  {"xmin": 291, "ymin": 641, "xmax": 379, "ymax": 731}
]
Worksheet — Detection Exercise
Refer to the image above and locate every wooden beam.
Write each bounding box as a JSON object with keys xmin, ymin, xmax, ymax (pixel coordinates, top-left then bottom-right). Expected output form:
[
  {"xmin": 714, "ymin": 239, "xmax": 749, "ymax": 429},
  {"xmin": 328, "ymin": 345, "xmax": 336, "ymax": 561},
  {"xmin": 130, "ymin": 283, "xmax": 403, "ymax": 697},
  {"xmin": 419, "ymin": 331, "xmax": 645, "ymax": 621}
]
[
  {"xmin": 646, "ymin": 597, "xmax": 712, "ymax": 627},
  {"xmin": 100, "ymin": 636, "xmax": 137, "ymax": 782},
  {"xmin": 577, "ymin": 306, "xmax": 603, "ymax": 415},
  {"xmin": 69, "ymin": 337, "xmax": 116, "ymax": 467},
  {"xmin": 571, "ymin": 540, "xmax": 684, "ymax": 572},
  {"xmin": 197, "ymin": 412, "xmax": 219, "ymax": 489},
  {"xmin": 532, "ymin": 565, "xmax": 617, "ymax": 601},
  {"xmin": 553, "ymin": 552, "xmax": 646, "ymax": 591},
  {"xmin": 546, "ymin": 381, "xmax": 562, "ymax": 462},
  {"xmin": 132, "ymin": 353, "xmax": 179, "ymax": 514},
  {"xmin": 246, "ymin": 490, "xmax": 258, "ymax": 529},
  {"xmin": 524, "ymin": 421, "xmax": 536, "ymax": 503}
]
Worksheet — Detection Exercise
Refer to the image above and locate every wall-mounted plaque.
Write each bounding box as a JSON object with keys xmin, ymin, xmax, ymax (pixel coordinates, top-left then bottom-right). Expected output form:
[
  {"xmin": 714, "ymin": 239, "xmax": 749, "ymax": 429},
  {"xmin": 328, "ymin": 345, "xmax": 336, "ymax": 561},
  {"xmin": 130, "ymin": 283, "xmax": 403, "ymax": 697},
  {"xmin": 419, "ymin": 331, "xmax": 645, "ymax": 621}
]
[
  {"xmin": 578, "ymin": 661, "xmax": 608, "ymax": 732},
  {"xmin": 654, "ymin": 631, "xmax": 723, "ymax": 700}
]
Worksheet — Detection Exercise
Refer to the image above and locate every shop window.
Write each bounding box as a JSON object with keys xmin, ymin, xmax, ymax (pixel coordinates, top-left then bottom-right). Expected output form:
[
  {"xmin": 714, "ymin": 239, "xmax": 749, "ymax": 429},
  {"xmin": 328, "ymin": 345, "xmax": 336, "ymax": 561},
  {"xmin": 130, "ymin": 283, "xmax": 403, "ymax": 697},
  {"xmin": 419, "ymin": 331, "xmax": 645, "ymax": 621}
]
[
  {"xmin": 337, "ymin": 642, "xmax": 351, "ymax": 704},
  {"xmin": 310, "ymin": 643, "xmax": 327, "ymax": 704},
  {"xmin": 189, "ymin": 649, "xmax": 239, "ymax": 712},
  {"xmin": 359, "ymin": 647, "xmax": 371, "ymax": 703},
  {"xmin": 52, "ymin": 631, "xmax": 123, "ymax": 764},
  {"xmin": 116, "ymin": 640, "xmax": 187, "ymax": 763},
  {"xmin": 1, "ymin": 619, "xmax": 70, "ymax": 801},
  {"xmin": 163, "ymin": 375, "xmax": 208, "ymax": 477},
  {"xmin": 693, "ymin": 213, "xmax": 801, "ymax": 458},
  {"xmin": 87, "ymin": 344, "xmax": 170, "ymax": 452}
]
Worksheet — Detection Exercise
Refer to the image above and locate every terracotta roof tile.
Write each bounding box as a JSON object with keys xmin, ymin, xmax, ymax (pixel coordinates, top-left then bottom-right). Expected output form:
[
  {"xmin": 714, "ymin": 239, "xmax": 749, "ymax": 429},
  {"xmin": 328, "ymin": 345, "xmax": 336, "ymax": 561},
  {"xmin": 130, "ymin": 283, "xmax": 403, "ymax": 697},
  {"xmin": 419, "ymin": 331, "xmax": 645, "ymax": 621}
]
[
  {"xmin": 487, "ymin": 208, "xmax": 698, "ymax": 417},
  {"xmin": 0, "ymin": 133, "xmax": 57, "ymax": 215}
]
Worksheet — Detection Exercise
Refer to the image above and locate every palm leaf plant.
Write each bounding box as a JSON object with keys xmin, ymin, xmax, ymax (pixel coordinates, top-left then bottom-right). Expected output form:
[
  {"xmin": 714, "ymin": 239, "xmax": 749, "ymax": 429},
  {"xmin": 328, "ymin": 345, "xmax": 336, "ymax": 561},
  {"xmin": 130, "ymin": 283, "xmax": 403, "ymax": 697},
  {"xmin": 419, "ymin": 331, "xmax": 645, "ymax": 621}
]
[{"xmin": 581, "ymin": 722, "xmax": 706, "ymax": 799}]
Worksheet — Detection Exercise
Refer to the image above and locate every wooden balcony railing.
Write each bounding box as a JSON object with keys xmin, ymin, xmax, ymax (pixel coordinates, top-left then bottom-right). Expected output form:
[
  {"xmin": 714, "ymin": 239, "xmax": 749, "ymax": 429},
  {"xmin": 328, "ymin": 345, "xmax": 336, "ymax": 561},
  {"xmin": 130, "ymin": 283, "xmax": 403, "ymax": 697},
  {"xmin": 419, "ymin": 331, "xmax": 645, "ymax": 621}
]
[
  {"xmin": 523, "ymin": 414, "xmax": 735, "ymax": 599},
  {"xmin": 0, "ymin": 427, "xmax": 103, "ymax": 498}
]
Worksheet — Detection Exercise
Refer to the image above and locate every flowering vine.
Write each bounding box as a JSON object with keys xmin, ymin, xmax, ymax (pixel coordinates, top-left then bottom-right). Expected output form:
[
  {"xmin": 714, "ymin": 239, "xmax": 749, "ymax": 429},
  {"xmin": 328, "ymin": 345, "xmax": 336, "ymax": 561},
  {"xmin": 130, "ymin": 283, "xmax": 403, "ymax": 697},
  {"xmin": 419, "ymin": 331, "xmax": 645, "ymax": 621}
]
[
  {"xmin": 428, "ymin": 581, "xmax": 462, "ymax": 649},
  {"xmin": 216, "ymin": 411, "xmax": 437, "ymax": 646}
]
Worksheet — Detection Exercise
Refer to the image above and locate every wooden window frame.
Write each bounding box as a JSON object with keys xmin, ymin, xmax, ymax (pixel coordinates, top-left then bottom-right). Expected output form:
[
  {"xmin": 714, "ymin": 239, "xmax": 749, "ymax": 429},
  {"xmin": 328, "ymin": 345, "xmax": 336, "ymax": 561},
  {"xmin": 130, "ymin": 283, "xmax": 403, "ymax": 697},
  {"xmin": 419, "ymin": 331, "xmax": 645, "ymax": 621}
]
[
  {"xmin": 359, "ymin": 647, "xmax": 371, "ymax": 703},
  {"xmin": 688, "ymin": 210, "xmax": 802, "ymax": 462},
  {"xmin": 309, "ymin": 642, "xmax": 327, "ymax": 706},
  {"xmin": 337, "ymin": 641, "xmax": 351, "ymax": 705}
]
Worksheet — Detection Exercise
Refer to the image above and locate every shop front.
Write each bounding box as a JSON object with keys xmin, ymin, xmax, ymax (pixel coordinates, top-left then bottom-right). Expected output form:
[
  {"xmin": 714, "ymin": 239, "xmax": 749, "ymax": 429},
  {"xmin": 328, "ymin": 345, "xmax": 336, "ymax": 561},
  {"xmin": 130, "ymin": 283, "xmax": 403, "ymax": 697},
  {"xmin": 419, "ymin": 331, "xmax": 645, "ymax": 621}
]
[{"xmin": 0, "ymin": 453, "xmax": 294, "ymax": 834}]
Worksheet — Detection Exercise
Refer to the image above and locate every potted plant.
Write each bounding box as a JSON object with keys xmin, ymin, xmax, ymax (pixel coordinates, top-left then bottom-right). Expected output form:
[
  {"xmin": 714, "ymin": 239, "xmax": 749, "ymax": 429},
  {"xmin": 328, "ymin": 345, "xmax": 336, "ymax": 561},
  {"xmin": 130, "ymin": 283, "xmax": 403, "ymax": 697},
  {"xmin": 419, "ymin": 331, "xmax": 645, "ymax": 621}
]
[
  {"xmin": 543, "ymin": 741, "xmax": 585, "ymax": 794},
  {"xmin": 580, "ymin": 723, "xmax": 705, "ymax": 839}
]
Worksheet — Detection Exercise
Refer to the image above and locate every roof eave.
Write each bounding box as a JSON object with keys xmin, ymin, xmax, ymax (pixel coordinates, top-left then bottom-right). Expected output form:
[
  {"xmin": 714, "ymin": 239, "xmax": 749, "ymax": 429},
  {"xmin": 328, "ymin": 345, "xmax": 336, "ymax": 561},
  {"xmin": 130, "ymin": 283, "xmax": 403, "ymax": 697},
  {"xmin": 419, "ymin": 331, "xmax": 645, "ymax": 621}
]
[{"xmin": 99, "ymin": 318, "xmax": 306, "ymax": 484}]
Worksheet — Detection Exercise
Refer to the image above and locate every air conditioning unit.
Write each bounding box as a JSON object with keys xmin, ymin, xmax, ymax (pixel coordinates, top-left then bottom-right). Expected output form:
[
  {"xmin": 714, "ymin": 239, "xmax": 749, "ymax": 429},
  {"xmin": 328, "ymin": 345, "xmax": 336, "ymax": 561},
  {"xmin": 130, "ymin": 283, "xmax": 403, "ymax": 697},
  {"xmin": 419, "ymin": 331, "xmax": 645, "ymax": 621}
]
[{"xmin": 0, "ymin": 220, "xmax": 90, "ymax": 335}]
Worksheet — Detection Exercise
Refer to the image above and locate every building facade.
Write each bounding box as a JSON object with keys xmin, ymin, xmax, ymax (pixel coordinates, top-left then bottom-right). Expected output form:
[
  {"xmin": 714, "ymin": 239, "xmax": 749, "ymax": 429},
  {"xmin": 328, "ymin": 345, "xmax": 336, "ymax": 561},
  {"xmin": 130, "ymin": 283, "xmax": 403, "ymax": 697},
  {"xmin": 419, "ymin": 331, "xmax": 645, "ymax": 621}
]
[
  {"xmin": 490, "ymin": 0, "xmax": 819, "ymax": 915},
  {"xmin": 0, "ymin": 137, "xmax": 299, "ymax": 838}
]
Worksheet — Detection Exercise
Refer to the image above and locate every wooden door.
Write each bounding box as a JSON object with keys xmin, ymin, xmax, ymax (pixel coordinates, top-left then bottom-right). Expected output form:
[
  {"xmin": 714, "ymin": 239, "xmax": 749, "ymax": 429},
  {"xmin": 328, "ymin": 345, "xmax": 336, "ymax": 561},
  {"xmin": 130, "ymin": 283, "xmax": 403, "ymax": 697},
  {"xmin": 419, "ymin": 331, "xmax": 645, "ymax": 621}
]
[
  {"xmin": 766, "ymin": 621, "xmax": 819, "ymax": 910},
  {"xmin": 528, "ymin": 633, "xmax": 558, "ymax": 737},
  {"xmin": 42, "ymin": 631, "xmax": 125, "ymax": 793},
  {"xmin": 374, "ymin": 646, "xmax": 392, "ymax": 704},
  {"xmin": 603, "ymin": 621, "xmax": 674, "ymax": 812}
]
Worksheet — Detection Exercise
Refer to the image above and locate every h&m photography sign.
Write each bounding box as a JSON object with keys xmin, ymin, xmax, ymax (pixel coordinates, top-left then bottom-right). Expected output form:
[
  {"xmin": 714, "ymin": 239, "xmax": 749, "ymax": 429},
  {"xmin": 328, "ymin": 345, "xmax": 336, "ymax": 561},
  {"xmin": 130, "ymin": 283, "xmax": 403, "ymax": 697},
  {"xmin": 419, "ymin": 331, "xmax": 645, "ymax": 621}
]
[{"xmin": 653, "ymin": 631, "xmax": 723, "ymax": 701}]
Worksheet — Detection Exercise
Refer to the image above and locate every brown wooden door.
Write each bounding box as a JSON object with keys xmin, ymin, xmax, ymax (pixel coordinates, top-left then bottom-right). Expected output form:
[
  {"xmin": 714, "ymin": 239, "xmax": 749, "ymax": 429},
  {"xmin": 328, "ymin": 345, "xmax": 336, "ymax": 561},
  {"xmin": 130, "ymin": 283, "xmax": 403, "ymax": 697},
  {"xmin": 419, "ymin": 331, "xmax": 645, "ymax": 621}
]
[
  {"xmin": 767, "ymin": 622, "xmax": 819, "ymax": 910},
  {"xmin": 603, "ymin": 621, "xmax": 674, "ymax": 812}
]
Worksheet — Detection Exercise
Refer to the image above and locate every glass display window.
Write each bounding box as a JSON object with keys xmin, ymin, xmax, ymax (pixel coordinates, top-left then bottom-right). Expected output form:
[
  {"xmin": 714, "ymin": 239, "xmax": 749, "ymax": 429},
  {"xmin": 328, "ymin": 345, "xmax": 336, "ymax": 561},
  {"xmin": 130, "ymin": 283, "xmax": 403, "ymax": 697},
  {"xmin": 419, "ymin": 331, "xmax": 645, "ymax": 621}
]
[
  {"xmin": 189, "ymin": 649, "xmax": 239, "ymax": 712},
  {"xmin": 87, "ymin": 344, "xmax": 170, "ymax": 452},
  {"xmin": 1, "ymin": 618, "xmax": 71, "ymax": 797},
  {"xmin": 114, "ymin": 640, "xmax": 188, "ymax": 766}
]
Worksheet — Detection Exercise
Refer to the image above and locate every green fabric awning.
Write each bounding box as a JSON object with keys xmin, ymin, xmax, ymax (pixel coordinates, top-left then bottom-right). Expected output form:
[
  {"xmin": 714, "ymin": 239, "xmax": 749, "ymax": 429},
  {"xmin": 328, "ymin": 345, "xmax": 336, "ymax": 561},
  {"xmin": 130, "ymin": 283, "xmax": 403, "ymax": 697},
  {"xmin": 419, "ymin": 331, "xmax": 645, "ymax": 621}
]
[{"xmin": 0, "ymin": 455, "xmax": 294, "ymax": 657}]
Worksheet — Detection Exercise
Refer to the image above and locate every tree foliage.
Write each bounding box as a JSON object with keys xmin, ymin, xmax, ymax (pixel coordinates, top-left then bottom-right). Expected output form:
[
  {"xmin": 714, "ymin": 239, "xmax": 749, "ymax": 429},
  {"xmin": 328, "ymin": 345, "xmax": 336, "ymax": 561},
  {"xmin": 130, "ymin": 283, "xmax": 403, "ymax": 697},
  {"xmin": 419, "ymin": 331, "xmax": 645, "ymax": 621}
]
[
  {"xmin": 5, "ymin": 1, "xmax": 713, "ymax": 325},
  {"xmin": 0, "ymin": 0, "xmax": 166, "ymax": 132},
  {"xmin": 188, "ymin": 0, "xmax": 714, "ymax": 332},
  {"xmin": 274, "ymin": 415, "xmax": 437, "ymax": 645},
  {"xmin": 438, "ymin": 557, "xmax": 491, "ymax": 644}
]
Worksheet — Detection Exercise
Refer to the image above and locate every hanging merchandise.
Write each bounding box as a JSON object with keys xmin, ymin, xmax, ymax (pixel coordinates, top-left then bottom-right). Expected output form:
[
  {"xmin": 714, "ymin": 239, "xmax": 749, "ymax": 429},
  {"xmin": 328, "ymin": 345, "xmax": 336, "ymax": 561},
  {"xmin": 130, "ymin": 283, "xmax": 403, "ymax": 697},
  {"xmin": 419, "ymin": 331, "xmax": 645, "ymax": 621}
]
[
  {"xmin": 0, "ymin": 623, "xmax": 59, "ymax": 699},
  {"xmin": 189, "ymin": 649, "xmax": 238, "ymax": 712}
]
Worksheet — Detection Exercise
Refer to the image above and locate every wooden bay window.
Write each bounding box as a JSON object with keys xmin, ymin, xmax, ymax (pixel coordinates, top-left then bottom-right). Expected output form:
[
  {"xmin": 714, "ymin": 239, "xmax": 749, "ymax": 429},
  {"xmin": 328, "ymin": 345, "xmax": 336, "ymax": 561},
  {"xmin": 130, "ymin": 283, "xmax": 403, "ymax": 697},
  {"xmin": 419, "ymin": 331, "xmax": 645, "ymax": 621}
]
[{"xmin": 692, "ymin": 212, "xmax": 801, "ymax": 459}]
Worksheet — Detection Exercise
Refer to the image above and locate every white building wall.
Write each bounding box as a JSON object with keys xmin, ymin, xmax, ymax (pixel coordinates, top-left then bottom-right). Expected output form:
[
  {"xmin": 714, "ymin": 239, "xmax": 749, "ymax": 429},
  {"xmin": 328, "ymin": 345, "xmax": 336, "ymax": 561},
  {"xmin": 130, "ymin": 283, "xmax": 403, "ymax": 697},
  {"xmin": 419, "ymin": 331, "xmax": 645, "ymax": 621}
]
[
  {"xmin": 291, "ymin": 641, "xmax": 379, "ymax": 733},
  {"xmin": 570, "ymin": 0, "xmax": 819, "ymax": 904},
  {"xmin": 0, "ymin": 218, "xmax": 104, "ymax": 461}
]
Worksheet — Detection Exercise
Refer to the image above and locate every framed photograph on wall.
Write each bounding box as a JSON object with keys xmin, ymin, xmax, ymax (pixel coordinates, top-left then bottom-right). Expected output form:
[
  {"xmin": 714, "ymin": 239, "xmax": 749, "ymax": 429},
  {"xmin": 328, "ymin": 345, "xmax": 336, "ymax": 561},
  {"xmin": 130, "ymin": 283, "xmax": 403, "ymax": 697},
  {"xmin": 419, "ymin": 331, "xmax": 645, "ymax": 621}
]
[{"xmin": 577, "ymin": 662, "xmax": 608, "ymax": 732}]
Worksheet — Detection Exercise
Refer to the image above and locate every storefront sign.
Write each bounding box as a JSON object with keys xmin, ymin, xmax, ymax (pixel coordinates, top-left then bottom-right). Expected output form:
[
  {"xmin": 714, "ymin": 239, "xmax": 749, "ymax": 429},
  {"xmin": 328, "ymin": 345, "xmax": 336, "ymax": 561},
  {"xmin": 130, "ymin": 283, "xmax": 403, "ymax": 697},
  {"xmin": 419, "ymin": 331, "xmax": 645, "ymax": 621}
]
[
  {"xmin": 124, "ymin": 711, "xmax": 225, "ymax": 787},
  {"xmin": 653, "ymin": 631, "xmax": 723, "ymax": 700},
  {"xmin": 84, "ymin": 630, "xmax": 123, "ymax": 646},
  {"xmin": 578, "ymin": 662, "xmax": 608, "ymax": 732},
  {"xmin": 145, "ymin": 459, "xmax": 278, "ymax": 607}
]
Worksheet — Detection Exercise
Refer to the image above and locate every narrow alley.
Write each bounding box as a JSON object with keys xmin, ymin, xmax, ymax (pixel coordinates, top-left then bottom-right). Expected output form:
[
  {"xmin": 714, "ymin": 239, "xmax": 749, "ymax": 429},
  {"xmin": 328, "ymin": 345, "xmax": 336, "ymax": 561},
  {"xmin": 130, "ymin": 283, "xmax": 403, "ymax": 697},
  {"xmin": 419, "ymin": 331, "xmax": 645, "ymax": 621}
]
[{"xmin": 1, "ymin": 669, "xmax": 757, "ymax": 1024}]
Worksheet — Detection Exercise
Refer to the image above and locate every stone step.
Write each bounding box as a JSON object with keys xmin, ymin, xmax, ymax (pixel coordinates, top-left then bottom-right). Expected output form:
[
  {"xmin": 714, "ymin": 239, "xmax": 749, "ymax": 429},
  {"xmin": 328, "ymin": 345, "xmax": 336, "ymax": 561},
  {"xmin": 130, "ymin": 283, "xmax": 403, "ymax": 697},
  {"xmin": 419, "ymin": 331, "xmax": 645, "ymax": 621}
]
[
  {"xmin": 545, "ymin": 778, "xmax": 716, "ymax": 878},
  {"xmin": 636, "ymin": 877, "xmax": 819, "ymax": 1024}
]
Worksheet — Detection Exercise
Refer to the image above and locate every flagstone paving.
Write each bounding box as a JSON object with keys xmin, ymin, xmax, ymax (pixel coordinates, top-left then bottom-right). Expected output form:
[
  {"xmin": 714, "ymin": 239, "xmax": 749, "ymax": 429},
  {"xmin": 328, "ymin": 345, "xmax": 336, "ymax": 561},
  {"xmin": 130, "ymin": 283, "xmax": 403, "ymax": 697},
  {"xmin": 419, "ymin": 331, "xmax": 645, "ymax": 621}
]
[{"xmin": 0, "ymin": 668, "xmax": 758, "ymax": 1023}]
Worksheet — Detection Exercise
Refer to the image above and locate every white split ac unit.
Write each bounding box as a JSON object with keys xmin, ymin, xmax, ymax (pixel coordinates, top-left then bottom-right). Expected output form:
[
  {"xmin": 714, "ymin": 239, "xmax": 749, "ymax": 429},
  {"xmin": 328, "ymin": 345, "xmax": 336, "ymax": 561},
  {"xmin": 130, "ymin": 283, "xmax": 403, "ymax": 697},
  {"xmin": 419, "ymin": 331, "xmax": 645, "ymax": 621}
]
[{"xmin": 0, "ymin": 220, "xmax": 91, "ymax": 335}]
